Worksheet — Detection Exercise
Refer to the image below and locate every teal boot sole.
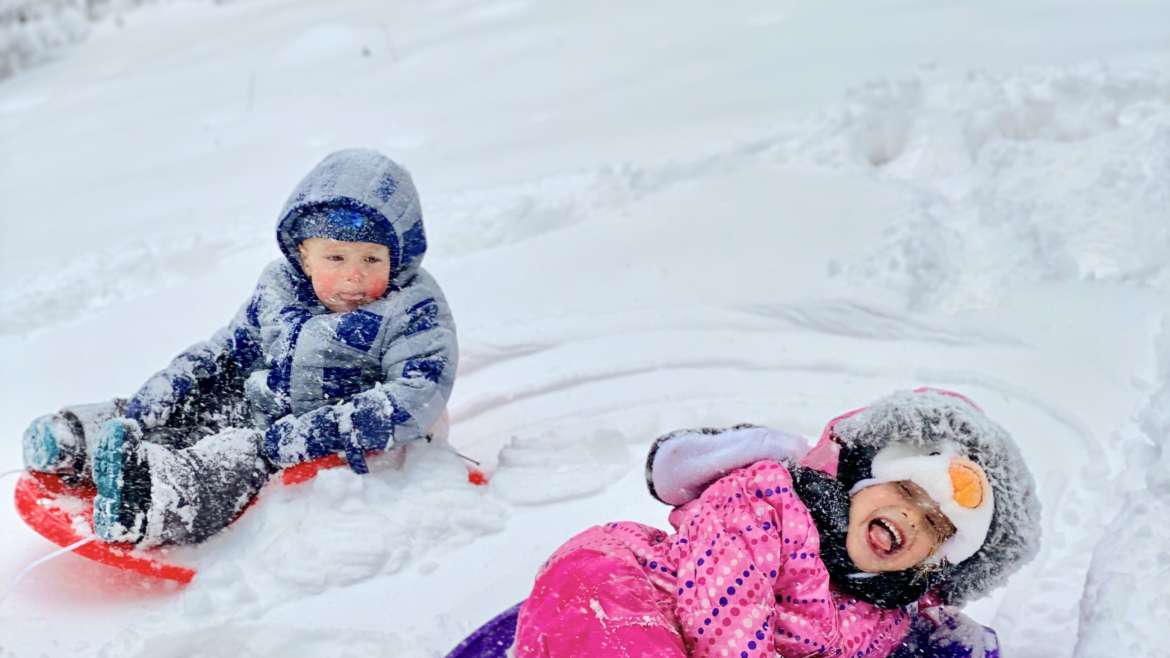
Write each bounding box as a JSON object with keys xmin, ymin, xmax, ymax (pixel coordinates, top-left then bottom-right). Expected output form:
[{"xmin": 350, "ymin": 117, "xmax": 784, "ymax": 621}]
[
  {"xmin": 21, "ymin": 417, "xmax": 61, "ymax": 472},
  {"xmin": 92, "ymin": 421, "xmax": 129, "ymax": 541}
]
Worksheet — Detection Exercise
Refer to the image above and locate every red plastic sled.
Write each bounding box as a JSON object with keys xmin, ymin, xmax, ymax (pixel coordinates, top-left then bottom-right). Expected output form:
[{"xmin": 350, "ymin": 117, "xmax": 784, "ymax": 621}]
[
  {"xmin": 14, "ymin": 471, "xmax": 197, "ymax": 584},
  {"xmin": 14, "ymin": 454, "xmax": 489, "ymax": 586}
]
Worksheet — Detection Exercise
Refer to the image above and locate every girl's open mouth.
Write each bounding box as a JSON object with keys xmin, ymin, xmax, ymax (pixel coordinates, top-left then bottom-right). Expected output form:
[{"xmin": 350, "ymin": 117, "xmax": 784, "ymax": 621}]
[{"xmin": 867, "ymin": 517, "xmax": 904, "ymax": 556}]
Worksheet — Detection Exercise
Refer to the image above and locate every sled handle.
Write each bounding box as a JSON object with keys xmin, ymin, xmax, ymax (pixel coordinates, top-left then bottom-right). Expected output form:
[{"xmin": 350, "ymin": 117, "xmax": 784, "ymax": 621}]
[
  {"xmin": 280, "ymin": 454, "xmax": 348, "ymax": 485},
  {"xmin": 280, "ymin": 454, "xmax": 489, "ymax": 487}
]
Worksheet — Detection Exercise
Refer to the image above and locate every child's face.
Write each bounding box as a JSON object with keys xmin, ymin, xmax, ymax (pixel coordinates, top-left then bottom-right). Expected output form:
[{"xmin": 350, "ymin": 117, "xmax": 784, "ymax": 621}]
[
  {"xmin": 845, "ymin": 480, "xmax": 956, "ymax": 573},
  {"xmin": 298, "ymin": 238, "xmax": 391, "ymax": 313}
]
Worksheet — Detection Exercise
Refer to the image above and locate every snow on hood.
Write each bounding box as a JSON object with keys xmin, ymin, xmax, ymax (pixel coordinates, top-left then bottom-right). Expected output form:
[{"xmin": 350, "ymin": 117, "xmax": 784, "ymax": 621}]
[{"xmin": 276, "ymin": 148, "xmax": 427, "ymax": 289}]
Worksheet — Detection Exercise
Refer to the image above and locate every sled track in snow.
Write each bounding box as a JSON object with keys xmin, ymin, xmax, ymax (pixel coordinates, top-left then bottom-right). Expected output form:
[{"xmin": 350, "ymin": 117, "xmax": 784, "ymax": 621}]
[
  {"xmin": 738, "ymin": 301, "xmax": 1029, "ymax": 348},
  {"xmin": 454, "ymin": 347, "xmax": 1098, "ymax": 463},
  {"xmin": 458, "ymin": 299, "xmax": 1030, "ymax": 378},
  {"xmin": 453, "ymin": 310, "xmax": 1100, "ymax": 465}
]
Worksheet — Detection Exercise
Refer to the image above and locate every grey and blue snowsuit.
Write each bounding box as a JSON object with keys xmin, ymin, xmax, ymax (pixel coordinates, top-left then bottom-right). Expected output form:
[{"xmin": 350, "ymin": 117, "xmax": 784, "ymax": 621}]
[{"xmin": 60, "ymin": 149, "xmax": 457, "ymax": 544}]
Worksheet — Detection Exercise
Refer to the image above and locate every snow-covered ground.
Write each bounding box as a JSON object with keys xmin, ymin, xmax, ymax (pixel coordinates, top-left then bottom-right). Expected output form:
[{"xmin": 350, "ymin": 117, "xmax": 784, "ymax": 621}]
[{"xmin": 3, "ymin": 1, "xmax": 1170, "ymax": 656}]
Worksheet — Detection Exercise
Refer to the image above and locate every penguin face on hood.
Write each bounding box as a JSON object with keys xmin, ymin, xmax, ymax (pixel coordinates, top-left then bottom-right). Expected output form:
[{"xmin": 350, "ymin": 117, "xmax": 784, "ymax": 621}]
[{"xmin": 828, "ymin": 389, "xmax": 1042, "ymax": 605}]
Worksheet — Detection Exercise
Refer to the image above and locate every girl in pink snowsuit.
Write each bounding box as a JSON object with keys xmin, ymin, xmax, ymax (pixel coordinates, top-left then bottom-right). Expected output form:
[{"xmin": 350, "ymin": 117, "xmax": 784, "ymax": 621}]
[{"xmin": 512, "ymin": 389, "xmax": 1041, "ymax": 658}]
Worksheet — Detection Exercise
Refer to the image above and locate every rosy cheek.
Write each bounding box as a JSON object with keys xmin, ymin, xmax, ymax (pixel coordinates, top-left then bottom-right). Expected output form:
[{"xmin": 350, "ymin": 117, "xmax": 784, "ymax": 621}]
[
  {"xmin": 312, "ymin": 271, "xmax": 342, "ymax": 295},
  {"xmin": 363, "ymin": 278, "xmax": 389, "ymax": 299}
]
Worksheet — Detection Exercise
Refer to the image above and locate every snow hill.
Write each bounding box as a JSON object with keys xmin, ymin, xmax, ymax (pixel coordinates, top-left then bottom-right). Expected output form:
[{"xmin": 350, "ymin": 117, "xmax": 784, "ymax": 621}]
[{"xmin": 2, "ymin": 1, "xmax": 1170, "ymax": 656}]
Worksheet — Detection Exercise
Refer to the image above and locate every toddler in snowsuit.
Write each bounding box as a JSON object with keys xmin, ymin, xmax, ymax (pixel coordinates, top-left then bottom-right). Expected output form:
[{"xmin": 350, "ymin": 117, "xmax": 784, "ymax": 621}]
[
  {"xmin": 512, "ymin": 389, "xmax": 1040, "ymax": 658},
  {"xmin": 21, "ymin": 149, "xmax": 457, "ymax": 546}
]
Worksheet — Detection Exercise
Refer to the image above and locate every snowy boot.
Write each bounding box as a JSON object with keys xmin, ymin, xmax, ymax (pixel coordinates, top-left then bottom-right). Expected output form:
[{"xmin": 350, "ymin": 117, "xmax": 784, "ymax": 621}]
[
  {"xmin": 92, "ymin": 418, "xmax": 153, "ymax": 543},
  {"xmin": 97, "ymin": 426, "xmax": 272, "ymax": 546},
  {"xmin": 136, "ymin": 429, "xmax": 274, "ymax": 545},
  {"xmin": 22, "ymin": 400, "xmax": 126, "ymax": 479},
  {"xmin": 23, "ymin": 414, "xmax": 84, "ymax": 475}
]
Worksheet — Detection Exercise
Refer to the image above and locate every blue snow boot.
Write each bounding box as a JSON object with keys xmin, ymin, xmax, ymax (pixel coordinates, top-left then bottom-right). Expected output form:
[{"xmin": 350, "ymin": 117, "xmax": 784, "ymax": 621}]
[
  {"xmin": 22, "ymin": 413, "xmax": 85, "ymax": 475},
  {"xmin": 92, "ymin": 419, "xmax": 152, "ymax": 543}
]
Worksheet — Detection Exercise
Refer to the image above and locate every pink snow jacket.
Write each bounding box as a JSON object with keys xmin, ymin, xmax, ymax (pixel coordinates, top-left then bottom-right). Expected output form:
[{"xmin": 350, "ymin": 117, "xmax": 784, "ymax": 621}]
[{"xmin": 514, "ymin": 458, "xmax": 910, "ymax": 658}]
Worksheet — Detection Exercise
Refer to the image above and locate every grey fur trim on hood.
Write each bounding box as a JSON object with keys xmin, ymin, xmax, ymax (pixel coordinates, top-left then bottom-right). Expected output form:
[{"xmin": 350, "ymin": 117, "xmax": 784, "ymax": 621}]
[{"xmin": 831, "ymin": 389, "xmax": 1042, "ymax": 605}]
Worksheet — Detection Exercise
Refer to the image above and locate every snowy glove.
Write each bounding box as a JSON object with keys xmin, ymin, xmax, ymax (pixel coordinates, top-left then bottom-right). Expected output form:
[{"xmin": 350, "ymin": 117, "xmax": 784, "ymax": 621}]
[
  {"xmin": 347, "ymin": 393, "xmax": 399, "ymax": 452},
  {"xmin": 262, "ymin": 407, "xmax": 347, "ymax": 469},
  {"xmin": 262, "ymin": 396, "xmax": 400, "ymax": 474},
  {"xmin": 22, "ymin": 412, "xmax": 84, "ymax": 474},
  {"xmin": 336, "ymin": 393, "xmax": 403, "ymax": 474},
  {"xmin": 646, "ymin": 425, "xmax": 811, "ymax": 505},
  {"xmin": 888, "ymin": 606, "xmax": 1000, "ymax": 658}
]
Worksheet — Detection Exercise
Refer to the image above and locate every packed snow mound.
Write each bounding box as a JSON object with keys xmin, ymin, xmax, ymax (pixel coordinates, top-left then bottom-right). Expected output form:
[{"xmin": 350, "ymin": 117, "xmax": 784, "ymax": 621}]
[
  {"xmin": 0, "ymin": 0, "xmax": 89, "ymax": 79},
  {"xmin": 1073, "ymin": 316, "xmax": 1170, "ymax": 658},
  {"xmin": 798, "ymin": 67, "xmax": 1170, "ymax": 170},
  {"xmin": 1135, "ymin": 316, "xmax": 1170, "ymax": 486},
  {"xmin": 1, "ymin": 0, "xmax": 196, "ymax": 79},
  {"xmin": 169, "ymin": 443, "xmax": 506, "ymax": 615},
  {"xmin": 1073, "ymin": 435, "xmax": 1170, "ymax": 658},
  {"xmin": 490, "ymin": 428, "xmax": 631, "ymax": 505},
  {"xmin": 781, "ymin": 66, "xmax": 1170, "ymax": 311}
]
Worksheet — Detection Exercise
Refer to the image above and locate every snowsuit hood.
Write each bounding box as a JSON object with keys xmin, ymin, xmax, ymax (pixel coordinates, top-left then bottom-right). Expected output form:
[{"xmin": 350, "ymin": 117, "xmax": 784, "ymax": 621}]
[
  {"xmin": 276, "ymin": 149, "xmax": 427, "ymax": 289},
  {"xmin": 826, "ymin": 389, "xmax": 1042, "ymax": 605}
]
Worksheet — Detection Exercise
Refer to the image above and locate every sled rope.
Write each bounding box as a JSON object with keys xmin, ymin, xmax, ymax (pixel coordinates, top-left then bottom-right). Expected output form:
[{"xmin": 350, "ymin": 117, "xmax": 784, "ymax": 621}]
[
  {"xmin": 0, "ymin": 469, "xmax": 23, "ymax": 482},
  {"xmin": 443, "ymin": 445, "xmax": 482, "ymax": 467},
  {"xmin": 0, "ymin": 537, "xmax": 95, "ymax": 605}
]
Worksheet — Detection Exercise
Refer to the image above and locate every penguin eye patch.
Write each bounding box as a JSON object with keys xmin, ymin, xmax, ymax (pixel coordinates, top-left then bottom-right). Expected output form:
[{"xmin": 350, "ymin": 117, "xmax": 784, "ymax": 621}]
[{"xmin": 895, "ymin": 481, "xmax": 957, "ymax": 544}]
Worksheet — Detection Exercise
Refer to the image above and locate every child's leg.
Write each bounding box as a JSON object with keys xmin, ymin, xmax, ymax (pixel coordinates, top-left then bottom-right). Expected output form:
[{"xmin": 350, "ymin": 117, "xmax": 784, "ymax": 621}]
[
  {"xmin": 143, "ymin": 429, "xmax": 275, "ymax": 544},
  {"xmin": 94, "ymin": 423, "xmax": 274, "ymax": 545},
  {"xmin": 22, "ymin": 399, "xmax": 126, "ymax": 477},
  {"xmin": 23, "ymin": 381, "xmax": 245, "ymax": 478},
  {"xmin": 148, "ymin": 380, "xmax": 254, "ymax": 450},
  {"xmin": 512, "ymin": 548, "xmax": 688, "ymax": 658}
]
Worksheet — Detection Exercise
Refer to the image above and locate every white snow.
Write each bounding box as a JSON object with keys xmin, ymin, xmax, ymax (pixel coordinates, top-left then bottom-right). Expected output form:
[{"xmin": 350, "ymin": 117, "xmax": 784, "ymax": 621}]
[
  {"xmin": 3, "ymin": 1, "xmax": 1170, "ymax": 657},
  {"xmin": 175, "ymin": 445, "xmax": 507, "ymax": 611},
  {"xmin": 491, "ymin": 429, "xmax": 631, "ymax": 505},
  {"xmin": 1075, "ymin": 320, "xmax": 1170, "ymax": 657}
]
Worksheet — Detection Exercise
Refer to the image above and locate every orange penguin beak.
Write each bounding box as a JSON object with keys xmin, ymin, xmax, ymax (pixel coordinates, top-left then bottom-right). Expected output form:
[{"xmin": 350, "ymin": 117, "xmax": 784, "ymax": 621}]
[{"xmin": 949, "ymin": 458, "xmax": 988, "ymax": 509}]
